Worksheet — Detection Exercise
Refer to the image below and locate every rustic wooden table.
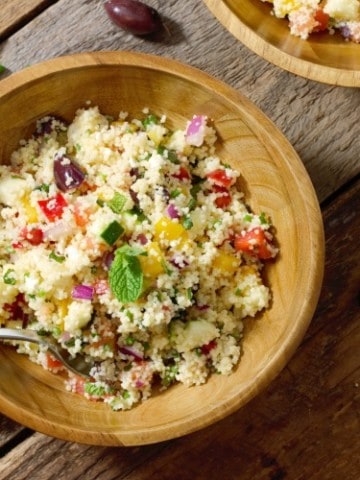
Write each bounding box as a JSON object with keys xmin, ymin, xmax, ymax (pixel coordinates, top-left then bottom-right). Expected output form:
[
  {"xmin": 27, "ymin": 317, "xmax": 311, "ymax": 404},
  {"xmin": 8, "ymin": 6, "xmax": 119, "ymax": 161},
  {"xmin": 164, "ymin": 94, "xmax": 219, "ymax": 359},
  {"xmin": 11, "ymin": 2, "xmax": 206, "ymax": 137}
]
[{"xmin": 0, "ymin": 1, "xmax": 359, "ymax": 479}]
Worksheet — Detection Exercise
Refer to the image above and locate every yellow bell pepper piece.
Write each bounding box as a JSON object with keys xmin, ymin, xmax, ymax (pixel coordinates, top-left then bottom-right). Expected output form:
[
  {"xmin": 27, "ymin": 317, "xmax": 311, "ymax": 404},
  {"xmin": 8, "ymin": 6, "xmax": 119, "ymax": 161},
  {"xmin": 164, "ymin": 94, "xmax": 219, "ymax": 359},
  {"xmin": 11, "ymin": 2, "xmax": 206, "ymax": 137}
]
[
  {"xmin": 139, "ymin": 242, "xmax": 165, "ymax": 278},
  {"xmin": 22, "ymin": 196, "xmax": 39, "ymax": 223},
  {"xmin": 213, "ymin": 251, "xmax": 238, "ymax": 275},
  {"xmin": 154, "ymin": 217, "xmax": 188, "ymax": 243}
]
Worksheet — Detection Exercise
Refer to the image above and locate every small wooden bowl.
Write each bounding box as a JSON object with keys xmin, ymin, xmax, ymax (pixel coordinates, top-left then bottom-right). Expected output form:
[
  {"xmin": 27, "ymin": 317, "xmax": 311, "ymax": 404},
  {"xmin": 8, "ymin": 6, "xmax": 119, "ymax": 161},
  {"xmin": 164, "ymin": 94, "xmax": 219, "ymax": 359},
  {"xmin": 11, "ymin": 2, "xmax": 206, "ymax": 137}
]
[
  {"xmin": 0, "ymin": 51, "xmax": 324, "ymax": 446},
  {"xmin": 203, "ymin": 0, "xmax": 360, "ymax": 86}
]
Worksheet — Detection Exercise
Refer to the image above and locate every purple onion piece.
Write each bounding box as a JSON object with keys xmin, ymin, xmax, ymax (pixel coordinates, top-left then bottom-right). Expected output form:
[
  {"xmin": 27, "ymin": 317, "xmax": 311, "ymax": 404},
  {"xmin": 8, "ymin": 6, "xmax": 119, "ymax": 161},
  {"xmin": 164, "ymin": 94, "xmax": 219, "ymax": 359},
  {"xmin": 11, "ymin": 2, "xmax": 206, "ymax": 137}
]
[
  {"xmin": 129, "ymin": 188, "xmax": 139, "ymax": 205},
  {"xmin": 54, "ymin": 153, "xmax": 86, "ymax": 192},
  {"xmin": 196, "ymin": 304, "xmax": 209, "ymax": 311},
  {"xmin": 102, "ymin": 251, "xmax": 115, "ymax": 270},
  {"xmin": 170, "ymin": 257, "xmax": 189, "ymax": 269},
  {"xmin": 166, "ymin": 203, "xmax": 180, "ymax": 219},
  {"xmin": 119, "ymin": 346, "xmax": 143, "ymax": 361},
  {"xmin": 72, "ymin": 284, "xmax": 94, "ymax": 301},
  {"xmin": 136, "ymin": 233, "xmax": 148, "ymax": 245}
]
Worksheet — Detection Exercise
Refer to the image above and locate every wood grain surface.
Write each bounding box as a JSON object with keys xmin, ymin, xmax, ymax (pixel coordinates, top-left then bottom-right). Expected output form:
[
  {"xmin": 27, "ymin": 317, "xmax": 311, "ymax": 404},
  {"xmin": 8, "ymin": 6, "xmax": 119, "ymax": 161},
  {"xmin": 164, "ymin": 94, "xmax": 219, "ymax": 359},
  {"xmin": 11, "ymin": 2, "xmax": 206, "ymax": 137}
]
[
  {"xmin": 0, "ymin": 0, "xmax": 359, "ymax": 202},
  {"xmin": 0, "ymin": 0, "xmax": 359, "ymax": 477},
  {"xmin": 1, "ymin": 177, "xmax": 358, "ymax": 480},
  {"xmin": 0, "ymin": 0, "xmax": 55, "ymax": 39}
]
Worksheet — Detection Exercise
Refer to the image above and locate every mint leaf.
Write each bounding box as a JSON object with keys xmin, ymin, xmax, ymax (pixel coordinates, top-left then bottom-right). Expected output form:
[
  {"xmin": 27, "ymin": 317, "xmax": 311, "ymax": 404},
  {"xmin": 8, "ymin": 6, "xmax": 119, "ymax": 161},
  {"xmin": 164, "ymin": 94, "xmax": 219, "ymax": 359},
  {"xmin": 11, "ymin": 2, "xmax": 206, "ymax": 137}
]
[
  {"xmin": 115, "ymin": 244, "xmax": 145, "ymax": 257},
  {"xmin": 109, "ymin": 247, "xmax": 143, "ymax": 303}
]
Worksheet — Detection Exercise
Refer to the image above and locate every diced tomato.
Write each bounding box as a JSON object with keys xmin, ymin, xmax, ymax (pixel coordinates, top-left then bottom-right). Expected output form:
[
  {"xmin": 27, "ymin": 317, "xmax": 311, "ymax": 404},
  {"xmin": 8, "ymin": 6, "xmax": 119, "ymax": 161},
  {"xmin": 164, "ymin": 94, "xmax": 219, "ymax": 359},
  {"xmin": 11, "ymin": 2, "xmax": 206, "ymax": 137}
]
[
  {"xmin": 201, "ymin": 340, "xmax": 217, "ymax": 355},
  {"xmin": 206, "ymin": 169, "xmax": 234, "ymax": 188},
  {"xmin": 313, "ymin": 8, "xmax": 329, "ymax": 32},
  {"xmin": 4, "ymin": 294, "xmax": 29, "ymax": 327},
  {"xmin": 20, "ymin": 227, "xmax": 44, "ymax": 246},
  {"xmin": 213, "ymin": 185, "xmax": 232, "ymax": 208},
  {"xmin": 45, "ymin": 352, "xmax": 64, "ymax": 370},
  {"xmin": 72, "ymin": 376, "xmax": 86, "ymax": 395},
  {"xmin": 93, "ymin": 279, "xmax": 110, "ymax": 295},
  {"xmin": 234, "ymin": 228, "xmax": 274, "ymax": 260},
  {"xmin": 38, "ymin": 193, "xmax": 67, "ymax": 222},
  {"xmin": 73, "ymin": 204, "xmax": 90, "ymax": 227},
  {"xmin": 172, "ymin": 166, "xmax": 191, "ymax": 181},
  {"xmin": 12, "ymin": 241, "xmax": 24, "ymax": 249}
]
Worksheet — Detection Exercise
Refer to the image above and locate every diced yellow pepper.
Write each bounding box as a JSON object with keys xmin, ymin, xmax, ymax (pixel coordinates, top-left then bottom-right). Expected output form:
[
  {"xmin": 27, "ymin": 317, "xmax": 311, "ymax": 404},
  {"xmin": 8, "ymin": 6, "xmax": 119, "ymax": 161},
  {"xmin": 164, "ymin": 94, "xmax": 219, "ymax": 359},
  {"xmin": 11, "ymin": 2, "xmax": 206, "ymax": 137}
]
[
  {"xmin": 139, "ymin": 242, "xmax": 164, "ymax": 278},
  {"xmin": 213, "ymin": 251, "xmax": 238, "ymax": 275},
  {"xmin": 22, "ymin": 196, "xmax": 39, "ymax": 223},
  {"xmin": 55, "ymin": 299, "xmax": 69, "ymax": 319},
  {"xmin": 154, "ymin": 217, "xmax": 188, "ymax": 243}
]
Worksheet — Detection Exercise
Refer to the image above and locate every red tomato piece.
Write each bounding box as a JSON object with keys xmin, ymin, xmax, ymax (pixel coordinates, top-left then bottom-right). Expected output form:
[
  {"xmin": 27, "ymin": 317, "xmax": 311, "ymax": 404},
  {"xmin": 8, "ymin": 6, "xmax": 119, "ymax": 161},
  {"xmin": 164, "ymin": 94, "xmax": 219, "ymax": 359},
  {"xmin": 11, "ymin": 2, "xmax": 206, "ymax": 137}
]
[
  {"xmin": 234, "ymin": 228, "xmax": 274, "ymax": 260},
  {"xmin": 207, "ymin": 169, "xmax": 233, "ymax": 188},
  {"xmin": 38, "ymin": 193, "xmax": 68, "ymax": 222},
  {"xmin": 213, "ymin": 185, "xmax": 232, "ymax": 208},
  {"xmin": 72, "ymin": 376, "xmax": 86, "ymax": 395},
  {"xmin": 172, "ymin": 166, "xmax": 191, "ymax": 181},
  {"xmin": 45, "ymin": 353, "xmax": 64, "ymax": 370},
  {"xmin": 201, "ymin": 340, "xmax": 217, "ymax": 355},
  {"xmin": 93, "ymin": 279, "xmax": 110, "ymax": 295},
  {"xmin": 21, "ymin": 227, "xmax": 44, "ymax": 245},
  {"xmin": 313, "ymin": 8, "xmax": 329, "ymax": 32}
]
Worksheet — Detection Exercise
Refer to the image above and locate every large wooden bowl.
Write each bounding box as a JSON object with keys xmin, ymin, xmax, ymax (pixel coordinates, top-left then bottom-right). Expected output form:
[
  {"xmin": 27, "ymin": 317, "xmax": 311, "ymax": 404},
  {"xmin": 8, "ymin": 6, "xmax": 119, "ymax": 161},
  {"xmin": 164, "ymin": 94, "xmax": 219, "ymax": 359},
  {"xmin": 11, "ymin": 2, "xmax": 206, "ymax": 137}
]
[
  {"xmin": 0, "ymin": 51, "xmax": 324, "ymax": 446},
  {"xmin": 203, "ymin": 0, "xmax": 360, "ymax": 86}
]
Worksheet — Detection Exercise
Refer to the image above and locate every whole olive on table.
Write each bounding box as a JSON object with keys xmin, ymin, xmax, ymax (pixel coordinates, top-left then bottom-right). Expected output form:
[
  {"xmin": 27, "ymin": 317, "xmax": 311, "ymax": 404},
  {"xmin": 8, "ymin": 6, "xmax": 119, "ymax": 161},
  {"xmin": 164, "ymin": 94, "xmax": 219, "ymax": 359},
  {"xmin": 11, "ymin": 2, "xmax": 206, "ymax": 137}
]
[{"xmin": 104, "ymin": 0, "xmax": 163, "ymax": 36}]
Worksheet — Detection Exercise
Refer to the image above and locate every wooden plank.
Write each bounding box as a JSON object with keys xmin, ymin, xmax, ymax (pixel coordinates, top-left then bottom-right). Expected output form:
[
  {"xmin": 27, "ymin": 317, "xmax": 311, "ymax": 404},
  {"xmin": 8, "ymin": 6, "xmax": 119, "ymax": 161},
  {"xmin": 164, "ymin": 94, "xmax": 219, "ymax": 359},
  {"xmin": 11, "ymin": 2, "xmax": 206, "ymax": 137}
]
[
  {"xmin": 1, "ymin": 179, "xmax": 358, "ymax": 480},
  {"xmin": 0, "ymin": 0, "xmax": 56, "ymax": 39},
  {"xmin": 0, "ymin": 416, "xmax": 28, "ymax": 449},
  {"xmin": 0, "ymin": 0, "xmax": 359, "ymax": 202}
]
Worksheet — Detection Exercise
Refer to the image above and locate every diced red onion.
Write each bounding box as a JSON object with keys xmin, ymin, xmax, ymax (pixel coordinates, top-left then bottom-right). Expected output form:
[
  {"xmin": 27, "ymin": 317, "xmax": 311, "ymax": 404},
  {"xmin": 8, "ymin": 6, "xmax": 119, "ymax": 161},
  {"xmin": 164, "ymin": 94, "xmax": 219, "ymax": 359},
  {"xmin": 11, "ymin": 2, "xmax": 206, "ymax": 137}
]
[
  {"xmin": 43, "ymin": 221, "xmax": 74, "ymax": 241},
  {"xmin": 129, "ymin": 188, "xmax": 139, "ymax": 205},
  {"xmin": 196, "ymin": 304, "xmax": 209, "ymax": 311},
  {"xmin": 54, "ymin": 153, "xmax": 86, "ymax": 192},
  {"xmin": 119, "ymin": 346, "xmax": 143, "ymax": 361},
  {"xmin": 170, "ymin": 257, "xmax": 189, "ymax": 269},
  {"xmin": 59, "ymin": 331, "xmax": 72, "ymax": 342},
  {"xmin": 72, "ymin": 284, "xmax": 94, "ymax": 301},
  {"xmin": 135, "ymin": 380, "xmax": 145, "ymax": 388},
  {"xmin": 166, "ymin": 203, "xmax": 180, "ymax": 219},
  {"xmin": 102, "ymin": 251, "xmax": 115, "ymax": 270},
  {"xmin": 185, "ymin": 115, "xmax": 207, "ymax": 147},
  {"xmin": 136, "ymin": 233, "xmax": 148, "ymax": 245}
]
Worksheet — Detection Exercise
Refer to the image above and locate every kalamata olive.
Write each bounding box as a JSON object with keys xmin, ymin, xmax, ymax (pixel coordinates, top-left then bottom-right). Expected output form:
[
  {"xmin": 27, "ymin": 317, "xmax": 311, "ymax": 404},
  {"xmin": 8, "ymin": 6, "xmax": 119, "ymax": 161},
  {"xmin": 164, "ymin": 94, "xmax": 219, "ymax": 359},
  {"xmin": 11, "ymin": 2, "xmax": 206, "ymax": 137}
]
[
  {"xmin": 34, "ymin": 115, "xmax": 67, "ymax": 138},
  {"xmin": 104, "ymin": 0, "xmax": 163, "ymax": 36},
  {"xmin": 54, "ymin": 153, "xmax": 86, "ymax": 192}
]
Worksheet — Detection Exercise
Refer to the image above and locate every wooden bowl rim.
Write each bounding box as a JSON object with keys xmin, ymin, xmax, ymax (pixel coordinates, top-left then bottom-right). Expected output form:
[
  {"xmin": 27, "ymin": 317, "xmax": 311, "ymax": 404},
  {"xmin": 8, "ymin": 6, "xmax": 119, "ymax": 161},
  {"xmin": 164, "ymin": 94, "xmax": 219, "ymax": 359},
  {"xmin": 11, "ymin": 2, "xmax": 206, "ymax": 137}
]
[
  {"xmin": 202, "ymin": 0, "xmax": 360, "ymax": 87},
  {"xmin": 0, "ymin": 51, "xmax": 324, "ymax": 445}
]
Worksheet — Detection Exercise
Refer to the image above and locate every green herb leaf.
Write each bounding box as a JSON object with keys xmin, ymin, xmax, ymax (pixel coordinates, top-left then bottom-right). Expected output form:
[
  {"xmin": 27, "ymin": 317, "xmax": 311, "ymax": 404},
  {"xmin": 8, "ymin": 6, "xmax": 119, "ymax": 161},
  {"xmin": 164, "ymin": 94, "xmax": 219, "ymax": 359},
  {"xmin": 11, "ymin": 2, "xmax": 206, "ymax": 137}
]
[
  {"xmin": 259, "ymin": 212, "xmax": 268, "ymax": 225},
  {"xmin": 84, "ymin": 382, "xmax": 107, "ymax": 397},
  {"xmin": 182, "ymin": 215, "xmax": 193, "ymax": 230},
  {"xmin": 170, "ymin": 189, "xmax": 181, "ymax": 199},
  {"xmin": 109, "ymin": 246, "xmax": 143, "ymax": 303},
  {"xmin": 142, "ymin": 114, "xmax": 158, "ymax": 128},
  {"xmin": 35, "ymin": 183, "xmax": 50, "ymax": 193},
  {"xmin": 49, "ymin": 251, "xmax": 66, "ymax": 263},
  {"xmin": 3, "ymin": 269, "xmax": 16, "ymax": 285},
  {"xmin": 0, "ymin": 65, "xmax": 6, "ymax": 74},
  {"xmin": 107, "ymin": 192, "xmax": 126, "ymax": 214}
]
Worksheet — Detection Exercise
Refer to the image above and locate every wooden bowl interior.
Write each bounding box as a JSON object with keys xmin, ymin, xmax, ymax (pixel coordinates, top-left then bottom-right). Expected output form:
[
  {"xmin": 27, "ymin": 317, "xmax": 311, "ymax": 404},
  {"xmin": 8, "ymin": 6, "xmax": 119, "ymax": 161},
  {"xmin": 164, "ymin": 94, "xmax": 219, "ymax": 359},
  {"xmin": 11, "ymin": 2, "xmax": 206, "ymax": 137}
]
[
  {"xmin": 0, "ymin": 53, "xmax": 324, "ymax": 445},
  {"xmin": 204, "ymin": 0, "xmax": 360, "ymax": 85}
]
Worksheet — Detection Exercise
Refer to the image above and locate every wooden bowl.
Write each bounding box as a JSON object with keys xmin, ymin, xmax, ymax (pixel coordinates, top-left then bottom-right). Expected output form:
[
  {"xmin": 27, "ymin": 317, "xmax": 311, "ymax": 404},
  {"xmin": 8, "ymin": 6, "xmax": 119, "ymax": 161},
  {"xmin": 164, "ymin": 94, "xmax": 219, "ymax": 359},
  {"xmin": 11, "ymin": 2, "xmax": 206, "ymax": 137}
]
[
  {"xmin": 203, "ymin": 0, "xmax": 360, "ymax": 86},
  {"xmin": 0, "ymin": 51, "xmax": 324, "ymax": 446}
]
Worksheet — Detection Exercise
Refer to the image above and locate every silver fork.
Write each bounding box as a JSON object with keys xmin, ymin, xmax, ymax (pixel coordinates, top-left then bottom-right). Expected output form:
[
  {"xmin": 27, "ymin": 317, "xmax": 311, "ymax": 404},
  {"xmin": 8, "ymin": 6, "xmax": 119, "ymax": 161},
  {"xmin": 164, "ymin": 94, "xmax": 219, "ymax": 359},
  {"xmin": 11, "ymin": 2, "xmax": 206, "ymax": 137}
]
[{"xmin": 0, "ymin": 327, "xmax": 92, "ymax": 378}]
